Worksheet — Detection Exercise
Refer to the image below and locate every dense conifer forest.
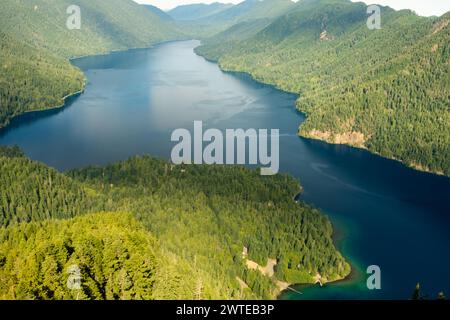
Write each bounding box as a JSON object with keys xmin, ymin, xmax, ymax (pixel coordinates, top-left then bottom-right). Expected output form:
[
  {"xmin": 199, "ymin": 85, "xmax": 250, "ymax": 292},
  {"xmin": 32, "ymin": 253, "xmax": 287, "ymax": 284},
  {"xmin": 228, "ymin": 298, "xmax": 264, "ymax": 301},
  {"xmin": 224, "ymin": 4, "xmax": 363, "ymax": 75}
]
[{"xmin": 0, "ymin": 147, "xmax": 349, "ymax": 299}]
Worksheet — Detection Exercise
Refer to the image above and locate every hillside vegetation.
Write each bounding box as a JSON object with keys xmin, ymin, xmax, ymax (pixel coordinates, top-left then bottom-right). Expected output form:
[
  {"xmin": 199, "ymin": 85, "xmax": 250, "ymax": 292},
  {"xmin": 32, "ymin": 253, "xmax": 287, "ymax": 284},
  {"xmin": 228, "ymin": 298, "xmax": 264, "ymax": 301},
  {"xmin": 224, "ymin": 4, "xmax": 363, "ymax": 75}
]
[
  {"xmin": 0, "ymin": 0, "xmax": 183, "ymax": 127},
  {"xmin": 0, "ymin": 212, "xmax": 178, "ymax": 300},
  {"xmin": 0, "ymin": 150, "xmax": 350, "ymax": 299},
  {"xmin": 168, "ymin": 2, "xmax": 234, "ymax": 21},
  {"xmin": 173, "ymin": 0, "xmax": 295, "ymax": 38},
  {"xmin": 196, "ymin": 0, "xmax": 450, "ymax": 176}
]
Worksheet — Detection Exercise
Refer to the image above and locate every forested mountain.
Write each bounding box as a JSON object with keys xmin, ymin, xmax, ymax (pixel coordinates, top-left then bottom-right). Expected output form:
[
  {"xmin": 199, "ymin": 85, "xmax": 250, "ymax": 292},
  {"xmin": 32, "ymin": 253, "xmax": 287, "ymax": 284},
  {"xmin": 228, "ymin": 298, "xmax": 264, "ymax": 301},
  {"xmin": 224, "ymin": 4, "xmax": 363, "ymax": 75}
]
[
  {"xmin": 198, "ymin": 18, "xmax": 274, "ymax": 49},
  {"xmin": 168, "ymin": 2, "xmax": 233, "ymax": 21},
  {"xmin": 0, "ymin": 152, "xmax": 350, "ymax": 299},
  {"xmin": 196, "ymin": 0, "xmax": 450, "ymax": 176},
  {"xmin": 174, "ymin": 0, "xmax": 295, "ymax": 37},
  {"xmin": 196, "ymin": 0, "xmax": 294, "ymax": 24},
  {"xmin": 143, "ymin": 4, "xmax": 174, "ymax": 21},
  {"xmin": 0, "ymin": 0, "xmax": 181, "ymax": 58},
  {"xmin": 0, "ymin": 30, "xmax": 85, "ymax": 128},
  {"xmin": 0, "ymin": 0, "xmax": 183, "ymax": 128}
]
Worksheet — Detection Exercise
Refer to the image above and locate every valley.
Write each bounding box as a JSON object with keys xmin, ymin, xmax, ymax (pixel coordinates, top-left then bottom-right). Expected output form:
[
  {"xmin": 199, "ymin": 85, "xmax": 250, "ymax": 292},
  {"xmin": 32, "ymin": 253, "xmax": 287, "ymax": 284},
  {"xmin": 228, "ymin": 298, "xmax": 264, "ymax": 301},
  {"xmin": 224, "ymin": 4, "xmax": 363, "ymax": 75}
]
[
  {"xmin": 1, "ymin": 40, "xmax": 449, "ymax": 300},
  {"xmin": 0, "ymin": 0, "xmax": 449, "ymax": 301}
]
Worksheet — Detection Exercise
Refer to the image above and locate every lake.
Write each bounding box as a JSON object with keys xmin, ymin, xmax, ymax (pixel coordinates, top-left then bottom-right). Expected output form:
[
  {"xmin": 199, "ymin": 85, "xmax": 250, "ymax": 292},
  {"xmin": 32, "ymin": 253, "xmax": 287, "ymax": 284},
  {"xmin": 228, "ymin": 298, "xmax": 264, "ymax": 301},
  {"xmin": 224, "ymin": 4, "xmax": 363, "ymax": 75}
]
[{"xmin": 0, "ymin": 40, "xmax": 449, "ymax": 299}]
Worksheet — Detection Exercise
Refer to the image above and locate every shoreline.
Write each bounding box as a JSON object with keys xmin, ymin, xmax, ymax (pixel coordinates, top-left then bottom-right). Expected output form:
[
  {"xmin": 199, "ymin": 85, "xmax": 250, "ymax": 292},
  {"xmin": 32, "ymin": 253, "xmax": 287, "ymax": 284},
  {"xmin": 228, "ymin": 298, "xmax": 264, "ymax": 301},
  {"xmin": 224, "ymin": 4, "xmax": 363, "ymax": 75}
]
[
  {"xmin": 68, "ymin": 39, "xmax": 185, "ymax": 61},
  {"xmin": 0, "ymin": 39, "xmax": 186, "ymax": 132},
  {"xmin": 195, "ymin": 45, "xmax": 448, "ymax": 180},
  {"xmin": 273, "ymin": 193, "xmax": 354, "ymax": 299},
  {"xmin": 299, "ymin": 129, "xmax": 447, "ymax": 178},
  {"xmin": 277, "ymin": 215, "xmax": 359, "ymax": 300},
  {"xmin": 196, "ymin": 43, "xmax": 449, "ymax": 299},
  {"xmin": 0, "ymin": 88, "xmax": 86, "ymax": 131},
  {"xmin": 8, "ymin": 38, "xmax": 445, "ymax": 180}
]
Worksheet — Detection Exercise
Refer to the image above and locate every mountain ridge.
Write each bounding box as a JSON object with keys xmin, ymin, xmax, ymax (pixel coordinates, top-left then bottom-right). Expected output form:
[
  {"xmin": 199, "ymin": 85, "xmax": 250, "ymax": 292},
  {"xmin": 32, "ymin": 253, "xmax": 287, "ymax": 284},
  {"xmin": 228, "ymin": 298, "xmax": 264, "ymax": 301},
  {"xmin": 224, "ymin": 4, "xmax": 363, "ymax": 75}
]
[{"xmin": 168, "ymin": 2, "xmax": 234, "ymax": 21}]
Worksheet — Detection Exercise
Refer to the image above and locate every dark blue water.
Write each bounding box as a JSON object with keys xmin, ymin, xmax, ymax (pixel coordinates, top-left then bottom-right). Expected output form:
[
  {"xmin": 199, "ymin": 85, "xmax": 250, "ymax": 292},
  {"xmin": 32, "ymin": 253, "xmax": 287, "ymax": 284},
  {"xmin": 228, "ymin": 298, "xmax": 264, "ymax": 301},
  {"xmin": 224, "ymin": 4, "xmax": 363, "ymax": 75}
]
[{"xmin": 0, "ymin": 40, "xmax": 449, "ymax": 299}]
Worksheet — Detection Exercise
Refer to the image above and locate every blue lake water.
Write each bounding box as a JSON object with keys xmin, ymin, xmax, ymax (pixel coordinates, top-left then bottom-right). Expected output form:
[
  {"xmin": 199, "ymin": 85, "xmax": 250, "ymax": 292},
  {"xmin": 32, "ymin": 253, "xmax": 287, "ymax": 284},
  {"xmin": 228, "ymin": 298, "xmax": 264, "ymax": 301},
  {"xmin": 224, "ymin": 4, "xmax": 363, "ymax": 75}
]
[{"xmin": 0, "ymin": 40, "xmax": 449, "ymax": 299}]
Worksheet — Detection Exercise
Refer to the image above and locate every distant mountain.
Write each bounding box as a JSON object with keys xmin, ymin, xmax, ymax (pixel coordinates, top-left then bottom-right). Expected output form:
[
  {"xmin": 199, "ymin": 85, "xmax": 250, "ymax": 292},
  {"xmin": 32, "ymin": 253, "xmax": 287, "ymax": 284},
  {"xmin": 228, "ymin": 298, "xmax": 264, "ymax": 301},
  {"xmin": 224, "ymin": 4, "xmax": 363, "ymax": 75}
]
[
  {"xmin": 197, "ymin": 0, "xmax": 450, "ymax": 176},
  {"xmin": 168, "ymin": 2, "xmax": 233, "ymax": 21},
  {"xmin": 199, "ymin": 18, "xmax": 274, "ymax": 51},
  {"xmin": 200, "ymin": 0, "xmax": 295, "ymax": 24},
  {"xmin": 0, "ymin": 0, "xmax": 181, "ymax": 58},
  {"xmin": 0, "ymin": 0, "xmax": 183, "ymax": 128},
  {"xmin": 174, "ymin": 0, "xmax": 296, "ymax": 38},
  {"xmin": 143, "ymin": 4, "xmax": 173, "ymax": 21}
]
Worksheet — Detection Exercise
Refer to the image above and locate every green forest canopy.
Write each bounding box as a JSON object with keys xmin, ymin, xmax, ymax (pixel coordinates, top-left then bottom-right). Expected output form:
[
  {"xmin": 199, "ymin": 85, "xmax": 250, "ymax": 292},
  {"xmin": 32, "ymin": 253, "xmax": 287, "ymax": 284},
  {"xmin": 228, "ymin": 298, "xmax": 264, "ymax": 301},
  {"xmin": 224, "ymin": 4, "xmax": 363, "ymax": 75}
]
[{"xmin": 0, "ymin": 148, "xmax": 350, "ymax": 300}]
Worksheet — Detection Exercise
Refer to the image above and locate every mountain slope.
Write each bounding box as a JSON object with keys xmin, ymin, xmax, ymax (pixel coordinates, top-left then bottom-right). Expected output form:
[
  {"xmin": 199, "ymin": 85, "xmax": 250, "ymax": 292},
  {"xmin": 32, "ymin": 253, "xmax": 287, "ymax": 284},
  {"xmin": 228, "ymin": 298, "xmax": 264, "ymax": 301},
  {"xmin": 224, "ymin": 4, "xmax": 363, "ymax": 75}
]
[
  {"xmin": 196, "ymin": 0, "xmax": 450, "ymax": 176},
  {"xmin": 0, "ymin": 148, "xmax": 101, "ymax": 227},
  {"xmin": 199, "ymin": 0, "xmax": 295, "ymax": 24},
  {"xmin": 168, "ymin": 2, "xmax": 233, "ymax": 21},
  {"xmin": 0, "ymin": 0, "xmax": 183, "ymax": 128},
  {"xmin": 0, "ymin": 30, "xmax": 84, "ymax": 128},
  {"xmin": 0, "ymin": 0, "xmax": 181, "ymax": 58},
  {"xmin": 143, "ymin": 4, "xmax": 173, "ymax": 21}
]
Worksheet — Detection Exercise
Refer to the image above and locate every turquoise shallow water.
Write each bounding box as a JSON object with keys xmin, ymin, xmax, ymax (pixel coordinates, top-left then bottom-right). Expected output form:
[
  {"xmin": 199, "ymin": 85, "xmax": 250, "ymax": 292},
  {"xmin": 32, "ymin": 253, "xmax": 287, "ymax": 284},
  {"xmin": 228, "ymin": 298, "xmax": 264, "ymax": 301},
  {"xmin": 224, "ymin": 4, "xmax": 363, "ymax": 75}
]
[{"xmin": 0, "ymin": 40, "xmax": 449, "ymax": 299}]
